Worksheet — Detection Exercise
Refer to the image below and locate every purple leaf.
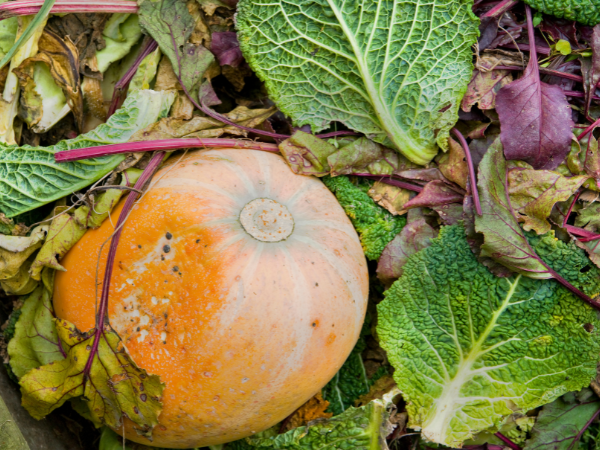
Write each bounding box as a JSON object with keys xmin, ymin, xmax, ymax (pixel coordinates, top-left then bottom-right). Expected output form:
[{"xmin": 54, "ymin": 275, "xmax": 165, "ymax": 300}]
[
  {"xmin": 198, "ymin": 79, "xmax": 222, "ymax": 107},
  {"xmin": 496, "ymin": 6, "xmax": 574, "ymax": 170},
  {"xmin": 376, "ymin": 210, "xmax": 438, "ymax": 285},
  {"xmin": 581, "ymin": 25, "xmax": 600, "ymax": 116},
  {"xmin": 402, "ymin": 180, "xmax": 465, "ymax": 210},
  {"xmin": 211, "ymin": 31, "xmax": 244, "ymax": 67}
]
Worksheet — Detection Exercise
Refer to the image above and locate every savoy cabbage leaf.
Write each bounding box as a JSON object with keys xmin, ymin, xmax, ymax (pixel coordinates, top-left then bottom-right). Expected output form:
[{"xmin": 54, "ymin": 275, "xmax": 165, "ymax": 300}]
[
  {"xmin": 522, "ymin": 0, "xmax": 600, "ymax": 26},
  {"xmin": 236, "ymin": 0, "xmax": 479, "ymax": 165},
  {"xmin": 0, "ymin": 89, "xmax": 175, "ymax": 218},
  {"xmin": 377, "ymin": 224, "xmax": 600, "ymax": 448}
]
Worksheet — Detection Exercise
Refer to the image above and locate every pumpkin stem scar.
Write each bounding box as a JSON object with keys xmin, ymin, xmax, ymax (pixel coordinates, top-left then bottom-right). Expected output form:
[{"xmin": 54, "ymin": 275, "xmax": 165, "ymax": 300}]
[{"xmin": 239, "ymin": 198, "xmax": 294, "ymax": 242}]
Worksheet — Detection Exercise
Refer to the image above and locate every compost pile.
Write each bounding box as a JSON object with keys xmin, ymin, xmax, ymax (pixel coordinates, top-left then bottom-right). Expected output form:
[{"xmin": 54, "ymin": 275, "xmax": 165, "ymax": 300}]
[{"xmin": 2, "ymin": 0, "xmax": 600, "ymax": 449}]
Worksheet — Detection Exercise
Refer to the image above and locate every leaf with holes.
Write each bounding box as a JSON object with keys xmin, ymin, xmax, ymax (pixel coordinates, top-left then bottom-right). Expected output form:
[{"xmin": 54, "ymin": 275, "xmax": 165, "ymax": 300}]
[{"xmin": 20, "ymin": 319, "xmax": 164, "ymax": 437}]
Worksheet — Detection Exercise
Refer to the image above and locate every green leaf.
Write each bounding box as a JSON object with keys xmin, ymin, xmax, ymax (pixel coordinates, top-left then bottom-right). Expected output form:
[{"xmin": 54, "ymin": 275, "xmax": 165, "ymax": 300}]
[
  {"xmin": 475, "ymin": 138, "xmax": 552, "ymax": 279},
  {"xmin": 236, "ymin": 0, "xmax": 479, "ymax": 165},
  {"xmin": 128, "ymin": 47, "xmax": 162, "ymax": 93},
  {"xmin": 0, "ymin": 0, "xmax": 55, "ymax": 72},
  {"xmin": 377, "ymin": 224, "xmax": 600, "ymax": 447},
  {"xmin": 278, "ymin": 131, "xmax": 338, "ymax": 177},
  {"xmin": 0, "ymin": 225, "xmax": 47, "ymax": 285},
  {"xmin": 0, "ymin": 89, "xmax": 175, "ymax": 218},
  {"xmin": 96, "ymin": 14, "xmax": 143, "ymax": 74},
  {"xmin": 322, "ymin": 175, "xmax": 405, "ymax": 260},
  {"xmin": 522, "ymin": 0, "xmax": 600, "ymax": 26},
  {"xmin": 555, "ymin": 39, "xmax": 572, "ymax": 55},
  {"xmin": 244, "ymin": 396, "xmax": 395, "ymax": 450},
  {"xmin": 7, "ymin": 274, "xmax": 64, "ymax": 379},
  {"xmin": 20, "ymin": 319, "xmax": 165, "ymax": 437},
  {"xmin": 99, "ymin": 427, "xmax": 135, "ymax": 450},
  {"xmin": 138, "ymin": 0, "xmax": 215, "ymax": 93},
  {"xmin": 524, "ymin": 389, "xmax": 600, "ymax": 450}
]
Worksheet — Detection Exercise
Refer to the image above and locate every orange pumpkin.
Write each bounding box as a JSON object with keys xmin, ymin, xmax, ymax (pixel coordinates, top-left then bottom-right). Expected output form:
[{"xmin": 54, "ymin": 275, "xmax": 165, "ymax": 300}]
[{"xmin": 53, "ymin": 149, "xmax": 369, "ymax": 448}]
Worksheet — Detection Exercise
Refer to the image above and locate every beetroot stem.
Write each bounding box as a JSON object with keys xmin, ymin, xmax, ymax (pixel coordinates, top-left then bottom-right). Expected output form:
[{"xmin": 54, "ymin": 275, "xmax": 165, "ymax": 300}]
[
  {"xmin": 351, "ymin": 173, "xmax": 423, "ymax": 192},
  {"xmin": 578, "ymin": 117, "xmax": 600, "ymax": 142},
  {"xmin": 563, "ymin": 191, "xmax": 580, "ymax": 227},
  {"xmin": 494, "ymin": 432, "xmax": 521, "ymax": 450},
  {"xmin": 482, "ymin": 0, "xmax": 519, "ymax": 18},
  {"xmin": 54, "ymin": 138, "xmax": 280, "ymax": 162},
  {"xmin": 83, "ymin": 151, "xmax": 165, "ymax": 376},
  {"xmin": 451, "ymin": 128, "xmax": 481, "ymax": 215}
]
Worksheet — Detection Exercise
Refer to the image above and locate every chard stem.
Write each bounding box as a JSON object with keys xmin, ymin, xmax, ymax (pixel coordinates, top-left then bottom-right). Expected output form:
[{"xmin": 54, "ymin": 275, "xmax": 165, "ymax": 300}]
[
  {"xmin": 481, "ymin": 0, "xmax": 519, "ymax": 18},
  {"xmin": 54, "ymin": 138, "xmax": 279, "ymax": 162},
  {"xmin": 494, "ymin": 432, "xmax": 521, "ymax": 450},
  {"xmin": 451, "ymin": 128, "xmax": 481, "ymax": 215},
  {"xmin": 83, "ymin": 151, "xmax": 164, "ymax": 376}
]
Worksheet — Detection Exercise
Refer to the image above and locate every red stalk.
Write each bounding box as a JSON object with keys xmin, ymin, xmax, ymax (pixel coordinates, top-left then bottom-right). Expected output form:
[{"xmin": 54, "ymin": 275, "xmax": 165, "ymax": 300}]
[
  {"xmin": 83, "ymin": 151, "xmax": 164, "ymax": 376},
  {"xmin": 494, "ymin": 66, "xmax": 584, "ymax": 84},
  {"xmin": 500, "ymin": 42, "xmax": 551, "ymax": 55},
  {"xmin": 563, "ymin": 191, "xmax": 580, "ymax": 227},
  {"xmin": 578, "ymin": 117, "xmax": 600, "ymax": 141},
  {"xmin": 494, "ymin": 432, "xmax": 521, "ymax": 450},
  {"xmin": 452, "ymin": 128, "xmax": 482, "ymax": 215},
  {"xmin": 107, "ymin": 37, "xmax": 159, "ymax": 118},
  {"xmin": 0, "ymin": 0, "xmax": 138, "ymax": 17},
  {"xmin": 351, "ymin": 174, "xmax": 424, "ymax": 192},
  {"xmin": 54, "ymin": 138, "xmax": 280, "ymax": 162},
  {"xmin": 482, "ymin": 0, "xmax": 519, "ymax": 18}
]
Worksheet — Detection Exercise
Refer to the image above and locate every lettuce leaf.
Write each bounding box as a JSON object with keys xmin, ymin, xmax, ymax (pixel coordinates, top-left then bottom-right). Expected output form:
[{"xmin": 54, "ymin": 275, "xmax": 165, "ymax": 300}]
[
  {"xmin": 0, "ymin": 89, "xmax": 175, "ymax": 217},
  {"xmin": 377, "ymin": 224, "xmax": 600, "ymax": 447},
  {"xmin": 236, "ymin": 0, "xmax": 479, "ymax": 165}
]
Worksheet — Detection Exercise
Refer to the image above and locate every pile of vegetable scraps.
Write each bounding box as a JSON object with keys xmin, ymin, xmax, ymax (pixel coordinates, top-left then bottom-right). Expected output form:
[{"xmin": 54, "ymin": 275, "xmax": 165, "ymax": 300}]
[{"xmin": 2, "ymin": 0, "xmax": 600, "ymax": 448}]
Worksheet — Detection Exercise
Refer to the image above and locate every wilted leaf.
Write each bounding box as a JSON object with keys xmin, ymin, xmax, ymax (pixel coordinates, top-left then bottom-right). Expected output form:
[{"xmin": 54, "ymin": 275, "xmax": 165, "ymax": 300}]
[
  {"xmin": 128, "ymin": 47, "xmax": 162, "ymax": 93},
  {"xmin": 211, "ymin": 31, "xmax": 243, "ymax": 67},
  {"xmin": 403, "ymin": 180, "xmax": 464, "ymax": 210},
  {"xmin": 524, "ymin": 389, "xmax": 600, "ymax": 450},
  {"xmin": 14, "ymin": 29, "xmax": 83, "ymax": 132},
  {"xmin": 29, "ymin": 206, "xmax": 89, "ymax": 280},
  {"xmin": 0, "ymin": 225, "xmax": 47, "ymax": 281},
  {"xmin": 438, "ymin": 137, "xmax": 468, "ymax": 189},
  {"xmin": 377, "ymin": 210, "xmax": 438, "ymax": 285},
  {"xmin": 475, "ymin": 138, "xmax": 551, "ymax": 279},
  {"xmin": 575, "ymin": 203, "xmax": 600, "ymax": 232},
  {"xmin": 367, "ymin": 182, "xmax": 410, "ymax": 216},
  {"xmin": 20, "ymin": 320, "xmax": 164, "ymax": 436},
  {"xmin": 461, "ymin": 69, "xmax": 513, "ymax": 112},
  {"xmin": 282, "ymin": 392, "xmax": 333, "ymax": 432},
  {"xmin": 328, "ymin": 137, "xmax": 416, "ymax": 177},
  {"xmin": 279, "ymin": 131, "xmax": 338, "ymax": 177},
  {"xmin": 354, "ymin": 375, "xmax": 397, "ymax": 408},
  {"xmin": 508, "ymin": 168, "xmax": 590, "ymax": 234},
  {"xmin": 131, "ymin": 105, "xmax": 277, "ymax": 140},
  {"xmin": 8, "ymin": 277, "xmax": 64, "ymax": 379},
  {"xmin": 139, "ymin": 0, "xmax": 215, "ymax": 93},
  {"xmin": 495, "ymin": 11, "xmax": 573, "ymax": 170}
]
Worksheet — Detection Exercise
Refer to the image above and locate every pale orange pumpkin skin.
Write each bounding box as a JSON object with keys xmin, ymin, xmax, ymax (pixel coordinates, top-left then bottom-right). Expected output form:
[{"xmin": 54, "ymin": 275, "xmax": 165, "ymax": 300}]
[{"xmin": 53, "ymin": 149, "xmax": 369, "ymax": 448}]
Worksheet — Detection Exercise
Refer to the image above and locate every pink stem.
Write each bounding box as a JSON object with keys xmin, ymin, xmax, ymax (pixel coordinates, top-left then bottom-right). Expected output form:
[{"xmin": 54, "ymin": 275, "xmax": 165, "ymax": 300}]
[
  {"xmin": 0, "ymin": 0, "xmax": 138, "ymax": 17},
  {"xmin": 452, "ymin": 128, "xmax": 481, "ymax": 215},
  {"xmin": 107, "ymin": 38, "xmax": 159, "ymax": 118},
  {"xmin": 351, "ymin": 174, "xmax": 424, "ymax": 192},
  {"xmin": 565, "ymin": 91, "xmax": 600, "ymax": 102},
  {"xmin": 565, "ymin": 224, "xmax": 600, "ymax": 239},
  {"xmin": 577, "ymin": 117, "xmax": 600, "ymax": 141},
  {"xmin": 482, "ymin": 0, "xmax": 519, "ymax": 18},
  {"xmin": 494, "ymin": 65, "xmax": 584, "ymax": 83},
  {"xmin": 54, "ymin": 138, "xmax": 280, "ymax": 162},
  {"xmin": 83, "ymin": 151, "xmax": 164, "ymax": 376},
  {"xmin": 500, "ymin": 42, "xmax": 551, "ymax": 55},
  {"xmin": 495, "ymin": 432, "xmax": 521, "ymax": 450},
  {"xmin": 563, "ymin": 191, "xmax": 580, "ymax": 227}
]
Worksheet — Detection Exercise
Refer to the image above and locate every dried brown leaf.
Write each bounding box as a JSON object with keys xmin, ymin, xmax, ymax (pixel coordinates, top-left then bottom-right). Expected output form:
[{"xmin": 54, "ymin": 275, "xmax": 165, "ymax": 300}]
[{"xmin": 368, "ymin": 182, "xmax": 410, "ymax": 216}]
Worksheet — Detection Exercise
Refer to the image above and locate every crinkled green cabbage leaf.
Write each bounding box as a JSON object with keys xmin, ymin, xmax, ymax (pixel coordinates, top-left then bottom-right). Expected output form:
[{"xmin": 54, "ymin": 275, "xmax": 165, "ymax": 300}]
[
  {"xmin": 377, "ymin": 224, "xmax": 600, "ymax": 447},
  {"xmin": 236, "ymin": 0, "xmax": 479, "ymax": 165},
  {"xmin": 0, "ymin": 89, "xmax": 175, "ymax": 217},
  {"xmin": 522, "ymin": 0, "xmax": 600, "ymax": 26}
]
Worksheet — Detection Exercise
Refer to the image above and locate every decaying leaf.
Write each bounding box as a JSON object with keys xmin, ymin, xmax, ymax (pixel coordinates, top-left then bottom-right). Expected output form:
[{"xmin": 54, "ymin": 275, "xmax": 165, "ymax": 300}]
[
  {"xmin": 0, "ymin": 225, "xmax": 47, "ymax": 282},
  {"xmin": 281, "ymin": 392, "xmax": 333, "ymax": 432},
  {"xmin": 377, "ymin": 209, "xmax": 438, "ymax": 285},
  {"xmin": 20, "ymin": 320, "xmax": 164, "ymax": 437},
  {"xmin": 14, "ymin": 29, "xmax": 84, "ymax": 132},
  {"xmin": 402, "ymin": 180, "xmax": 464, "ymax": 210},
  {"xmin": 508, "ymin": 167, "xmax": 590, "ymax": 234},
  {"xmin": 438, "ymin": 137, "xmax": 468, "ymax": 189},
  {"xmin": 368, "ymin": 182, "xmax": 410, "ymax": 216},
  {"xmin": 139, "ymin": 0, "xmax": 215, "ymax": 93},
  {"xmin": 131, "ymin": 105, "xmax": 277, "ymax": 141},
  {"xmin": 354, "ymin": 375, "xmax": 398, "ymax": 408},
  {"xmin": 278, "ymin": 131, "xmax": 338, "ymax": 177},
  {"xmin": 8, "ymin": 273, "xmax": 64, "ymax": 379},
  {"xmin": 461, "ymin": 69, "xmax": 513, "ymax": 112},
  {"xmin": 29, "ymin": 206, "xmax": 90, "ymax": 280}
]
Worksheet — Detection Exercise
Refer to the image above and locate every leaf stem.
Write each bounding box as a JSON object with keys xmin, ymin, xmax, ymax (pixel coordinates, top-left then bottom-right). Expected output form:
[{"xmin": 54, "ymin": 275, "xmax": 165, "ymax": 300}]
[
  {"xmin": 0, "ymin": 0, "xmax": 138, "ymax": 17},
  {"xmin": 566, "ymin": 407, "xmax": 600, "ymax": 450},
  {"xmin": 452, "ymin": 128, "xmax": 481, "ymax": 215},
  {"xmin": 494, "ymin": 432, "xmax": 521, "ymax": 450},
  {"xmin": 54, "ymin": 138, "xmax": 279, "ymax": 162},
  {"xmin": 482, "ymin": 0, "xmax": 519, "ymax": 18},
  {"xmin": 107, "ymin": 37, "xmax": 159, "ymax": 118},
  {"xmin": 351, "ymin": 173, "xmax": 424, "ymax": 192},
  {"xmin": 83, "ymin": 151, "xmax": 165, "ymax": 376},
  {"xmin": 578, "ymin": 117, "xmax": 600, "ymax": 142},
  {"xmin": 563, "ymin": 191, "xmax": 581, "ymax": 227}
]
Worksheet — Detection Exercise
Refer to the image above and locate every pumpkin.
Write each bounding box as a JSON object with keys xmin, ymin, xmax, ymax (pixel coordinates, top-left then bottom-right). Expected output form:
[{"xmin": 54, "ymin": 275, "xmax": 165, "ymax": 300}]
[{"xmin": 53, "ymin": 149, "xmax": 369, "ymax": 448}]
